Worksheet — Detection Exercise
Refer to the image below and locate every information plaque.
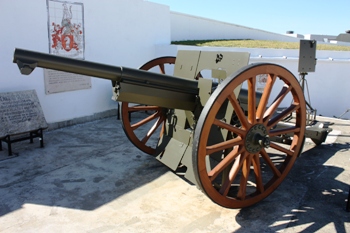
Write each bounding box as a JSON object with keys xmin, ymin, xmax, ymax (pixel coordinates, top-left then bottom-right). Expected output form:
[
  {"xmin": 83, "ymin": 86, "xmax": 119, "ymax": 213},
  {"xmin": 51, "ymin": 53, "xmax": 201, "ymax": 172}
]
[{"xmin": 0, "ymin": 90, "xmax": 48, "ymax": 138}]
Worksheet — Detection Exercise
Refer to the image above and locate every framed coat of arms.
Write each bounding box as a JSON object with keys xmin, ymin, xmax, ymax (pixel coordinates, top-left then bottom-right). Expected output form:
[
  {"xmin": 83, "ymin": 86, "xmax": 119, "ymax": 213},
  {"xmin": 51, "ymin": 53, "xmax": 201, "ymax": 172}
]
[{"xmin": 47, "ymin": 0, "xmax": 85, "ymax": 59}]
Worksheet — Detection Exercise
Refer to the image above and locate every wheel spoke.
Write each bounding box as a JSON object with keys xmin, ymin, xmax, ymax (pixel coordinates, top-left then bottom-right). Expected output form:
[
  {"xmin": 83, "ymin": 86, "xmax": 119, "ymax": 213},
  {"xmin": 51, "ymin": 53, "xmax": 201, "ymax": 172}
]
[
  {"xmin": 206, "ymin": 137, "xmax": 243, "ymax": 155},
  {"xmin": 219, "ymin": 152, "xmax": 248, "ymax": 196},
  {"xmin": 213, "ymin": 118, "xmax": 246, "ymax": 136},
  {"xmin": 252, "ymin": 154, "xmax": 264, "ymax": 194},
  {"xmin": 141, "ymin": 115, "xmax": 165, "ymax": 143},
  {"xmin": 267, "ymin": 103, "xmax": 300, "ymax": 129},
  {"xmin": 256, "ymin": 74, "xmax": 276, "ymax": 122},
  {"xmin": 159, "ymin": 64, "xmax": 165, "ymax": 74},
  {"xmin": 248, "ymin": 76, "xmax": 257, "ymax": 124},
  {"xmin": 269, "ymin": 126, "xmax": 300, "ymax": 137},
  {"xmin": 228, "ymin": 93, "xmax": 249, "ymax": 129},
  {"xmin": 260, "ymin": 149, "xmax": 282, "ymax": 177},
  {"xmin": 269, "ymin": 141, "xmax": 294, "ymax": 156},
  {"xmin": 131, "ymin": 111, "xmax": 161, "ymax": 130},
  {"xmin": 263, "ymin": 85, "xmax": 292, "ymax": 122},
  {"xmin": 237, "ymin": 154, "xmax": 253, "ymax": 200},
  {"xmin": 127, "ymin": 105, "xmax": 160, "ymax": 112},
  {"xmin": 208, "ymin": 146, "xmax": 244, "ymax": 181},
  {"xmin": 290, "ymin": 134, "xmax": 303, "ymax": 151}
]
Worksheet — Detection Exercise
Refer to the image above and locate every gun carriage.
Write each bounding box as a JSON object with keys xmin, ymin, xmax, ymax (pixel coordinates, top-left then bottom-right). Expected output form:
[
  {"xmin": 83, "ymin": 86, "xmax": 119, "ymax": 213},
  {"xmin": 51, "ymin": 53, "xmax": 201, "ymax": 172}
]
[{"xmin": 13, "ymin": 41, "xmax": 331, "ymax": 208}]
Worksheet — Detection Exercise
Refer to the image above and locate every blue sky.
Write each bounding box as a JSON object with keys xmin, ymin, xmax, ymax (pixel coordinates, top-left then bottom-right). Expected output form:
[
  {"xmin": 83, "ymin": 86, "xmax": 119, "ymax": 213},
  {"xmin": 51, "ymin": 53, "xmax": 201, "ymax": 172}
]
[{"xmin": 148, "ymin": 0, "xmax": 349, "ymax": 36}]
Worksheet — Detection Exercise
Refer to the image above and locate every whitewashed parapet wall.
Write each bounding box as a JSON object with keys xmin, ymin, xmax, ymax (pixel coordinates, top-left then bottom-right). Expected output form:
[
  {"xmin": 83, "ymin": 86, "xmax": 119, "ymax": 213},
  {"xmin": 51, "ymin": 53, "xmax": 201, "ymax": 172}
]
[
  {"xmin": 1, "ymin": 0, "xmax": 349, "ymax": 126},
  {"xmin": 0, "ymin": 0, "xmax": 170, "ymax": 125},
  {"xmin": 170, "ymin": 11, "xmax": 300, "ymax": 42},
  {"xmin": 156, "ymin": 45, "xmax": 350, "ymax": 118}
]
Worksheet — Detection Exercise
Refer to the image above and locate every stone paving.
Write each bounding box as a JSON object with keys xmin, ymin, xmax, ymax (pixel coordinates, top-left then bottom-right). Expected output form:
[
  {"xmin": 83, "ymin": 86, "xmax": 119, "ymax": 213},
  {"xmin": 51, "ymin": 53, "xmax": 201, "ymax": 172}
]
[{"xmin": 0, "ymin": 115, "xmax": 349, "ymax": 232}]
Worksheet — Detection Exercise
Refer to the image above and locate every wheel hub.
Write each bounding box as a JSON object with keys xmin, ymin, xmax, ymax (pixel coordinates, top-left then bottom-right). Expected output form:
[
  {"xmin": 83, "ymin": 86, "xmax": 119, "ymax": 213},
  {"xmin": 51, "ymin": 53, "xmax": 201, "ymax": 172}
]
[{"xmin": 245, "ymin": 124, "xmax": 270, "ymax": 154}]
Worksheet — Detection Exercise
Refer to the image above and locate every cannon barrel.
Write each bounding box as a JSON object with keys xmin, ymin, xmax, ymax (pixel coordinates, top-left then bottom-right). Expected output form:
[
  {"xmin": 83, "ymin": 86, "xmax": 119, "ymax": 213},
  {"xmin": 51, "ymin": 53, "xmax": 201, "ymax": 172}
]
[
  {"xmin": 13, "ymin": 48, "xmax": 199, "ymax": 96},
  {"xmin": 13, "ymin": 48, "xmax": 200, "ymax": 110}
]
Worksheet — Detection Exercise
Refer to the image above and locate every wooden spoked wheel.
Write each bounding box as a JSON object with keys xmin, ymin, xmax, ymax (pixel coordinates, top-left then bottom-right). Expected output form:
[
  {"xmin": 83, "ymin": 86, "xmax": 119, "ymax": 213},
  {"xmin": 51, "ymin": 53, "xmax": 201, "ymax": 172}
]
[
  {"xmin": 193, "ymin": 63, "xmax": 306, "ymax": 208},
  {"xmin": 120, "ymin": 57, "xmax": 176, "ymax": 155}
]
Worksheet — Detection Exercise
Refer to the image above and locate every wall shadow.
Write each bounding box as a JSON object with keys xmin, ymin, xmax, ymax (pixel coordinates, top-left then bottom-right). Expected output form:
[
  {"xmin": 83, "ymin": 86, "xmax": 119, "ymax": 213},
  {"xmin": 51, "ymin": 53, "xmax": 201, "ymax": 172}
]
[
  {"xmin": 0, "ymin": 116, "xmax": 169, "ymax": 216},
  {"xmin": 235, "ymin": 142, "xmax": 350, "ymax": 232}
]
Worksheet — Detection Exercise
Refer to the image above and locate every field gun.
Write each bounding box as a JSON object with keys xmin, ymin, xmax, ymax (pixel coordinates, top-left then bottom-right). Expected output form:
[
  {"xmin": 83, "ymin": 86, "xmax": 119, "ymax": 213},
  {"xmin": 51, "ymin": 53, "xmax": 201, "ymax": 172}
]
[{"xmin": 13, "ymin": 45, "xmax": 331, "ymax": 208}]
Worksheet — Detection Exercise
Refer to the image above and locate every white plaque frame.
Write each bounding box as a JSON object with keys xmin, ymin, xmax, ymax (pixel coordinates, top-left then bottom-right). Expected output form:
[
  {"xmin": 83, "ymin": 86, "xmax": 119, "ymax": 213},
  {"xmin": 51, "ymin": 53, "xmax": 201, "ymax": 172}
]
[{"xmin": 45, "ymin": 0, "xmax": 91, "ymax": 94}]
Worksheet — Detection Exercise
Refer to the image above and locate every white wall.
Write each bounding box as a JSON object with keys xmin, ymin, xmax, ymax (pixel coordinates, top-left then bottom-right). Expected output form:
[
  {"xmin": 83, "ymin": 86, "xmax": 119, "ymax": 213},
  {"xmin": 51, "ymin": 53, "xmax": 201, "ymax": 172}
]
[
  {"xmin": 156, "ymin": 45, "xmax": 350, "ymax": 118},
  {"xmin": 304, "ymin": 34, "xmax": 337, "ymax": 41},
  {"xmin": 0, "ymin": 0, "xmax": 170, "ymax": 124},
  {"xmin": 170, "ymin": 12, "xmax": 300, "ymax": 42},
  {"xmin": 1, "ymin": 0, "xmax": 349, "ymax": 125}
]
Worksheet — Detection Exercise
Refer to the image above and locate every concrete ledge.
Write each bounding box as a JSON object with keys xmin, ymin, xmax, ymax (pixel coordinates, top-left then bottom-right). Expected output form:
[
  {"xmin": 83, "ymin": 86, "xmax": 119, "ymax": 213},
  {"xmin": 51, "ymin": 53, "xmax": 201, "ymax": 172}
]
[{"xmin": 47, "ymin": 109, "xmax": 118, "ymax": 131}]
